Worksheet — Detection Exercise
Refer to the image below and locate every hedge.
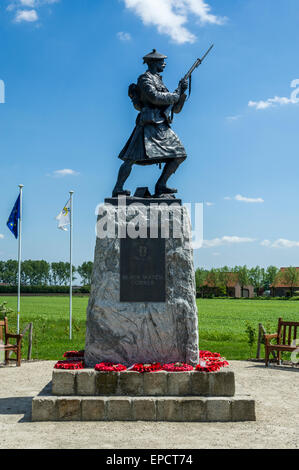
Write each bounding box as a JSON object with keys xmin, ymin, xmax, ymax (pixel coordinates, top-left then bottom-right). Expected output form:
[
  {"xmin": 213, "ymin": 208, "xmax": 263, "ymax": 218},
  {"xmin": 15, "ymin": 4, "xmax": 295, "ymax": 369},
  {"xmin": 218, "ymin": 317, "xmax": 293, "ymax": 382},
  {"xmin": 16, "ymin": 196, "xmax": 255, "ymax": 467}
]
[{"xmin": 0, "ymin": 285, "xmax": 90, "ymax": 294}]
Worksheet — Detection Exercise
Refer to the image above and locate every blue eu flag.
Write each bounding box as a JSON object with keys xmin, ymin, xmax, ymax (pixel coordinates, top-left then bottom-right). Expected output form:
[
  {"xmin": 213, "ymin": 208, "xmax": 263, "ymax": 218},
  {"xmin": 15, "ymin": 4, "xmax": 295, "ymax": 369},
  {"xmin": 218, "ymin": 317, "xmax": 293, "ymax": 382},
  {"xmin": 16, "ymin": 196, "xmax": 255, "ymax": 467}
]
[{"xmin": 7, "ymin": 195, "xmax": 20, "ymax": 239}]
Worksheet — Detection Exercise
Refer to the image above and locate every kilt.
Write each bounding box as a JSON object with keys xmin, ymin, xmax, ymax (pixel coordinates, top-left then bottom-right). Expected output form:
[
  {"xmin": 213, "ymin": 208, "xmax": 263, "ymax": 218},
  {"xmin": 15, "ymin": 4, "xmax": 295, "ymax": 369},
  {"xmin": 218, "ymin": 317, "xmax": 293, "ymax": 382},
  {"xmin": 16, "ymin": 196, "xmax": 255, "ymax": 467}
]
[{"xmin": 118, "ymin": 121, "xmax": 187, "ymax": 166}]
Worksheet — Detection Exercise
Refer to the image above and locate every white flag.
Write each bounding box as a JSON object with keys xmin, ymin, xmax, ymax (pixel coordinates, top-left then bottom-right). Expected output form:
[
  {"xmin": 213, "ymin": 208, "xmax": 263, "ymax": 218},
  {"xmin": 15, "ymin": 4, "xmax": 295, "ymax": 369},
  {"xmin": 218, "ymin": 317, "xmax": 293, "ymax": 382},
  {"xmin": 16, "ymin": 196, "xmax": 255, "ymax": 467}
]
[{"xmin": 56, "ymin": 198, "xmax": 71, "ymax": 231}]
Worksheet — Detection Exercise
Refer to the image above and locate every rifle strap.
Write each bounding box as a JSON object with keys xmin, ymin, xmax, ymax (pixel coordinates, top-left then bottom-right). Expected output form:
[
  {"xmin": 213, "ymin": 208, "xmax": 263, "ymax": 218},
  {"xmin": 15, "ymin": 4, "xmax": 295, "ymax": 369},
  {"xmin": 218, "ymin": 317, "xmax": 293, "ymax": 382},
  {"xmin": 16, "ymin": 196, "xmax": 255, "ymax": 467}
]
[
  {"xmin": 189, "ymin": 75, "xmax": 192, "ymax": 98},
  {"xmin": 185, "ymin": 75, "xmax": 192, "ymax": 101}
]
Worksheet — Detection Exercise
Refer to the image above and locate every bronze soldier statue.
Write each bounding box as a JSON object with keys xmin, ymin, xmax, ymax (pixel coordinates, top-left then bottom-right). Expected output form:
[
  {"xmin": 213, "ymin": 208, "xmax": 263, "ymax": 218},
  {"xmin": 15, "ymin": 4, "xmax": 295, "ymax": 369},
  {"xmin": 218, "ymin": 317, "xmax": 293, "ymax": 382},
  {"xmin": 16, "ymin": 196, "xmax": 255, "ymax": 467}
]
[{"xmin": 112, "ymin": 49, "xmax": 189, "ymax": 198}]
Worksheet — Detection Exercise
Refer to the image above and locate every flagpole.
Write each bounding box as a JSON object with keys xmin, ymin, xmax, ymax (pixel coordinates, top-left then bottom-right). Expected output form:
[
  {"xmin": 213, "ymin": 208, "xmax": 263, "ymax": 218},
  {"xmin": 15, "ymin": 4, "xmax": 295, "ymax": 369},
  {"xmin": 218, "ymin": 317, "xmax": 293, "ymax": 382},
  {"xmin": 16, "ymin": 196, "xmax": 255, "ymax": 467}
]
[
  {"xmin": 17, "ymin": 184, "xmax": 24, "ymax": 334},
  {"xmin": 69, "ymin": 191, "xmax": 74, "ymax": 340}
]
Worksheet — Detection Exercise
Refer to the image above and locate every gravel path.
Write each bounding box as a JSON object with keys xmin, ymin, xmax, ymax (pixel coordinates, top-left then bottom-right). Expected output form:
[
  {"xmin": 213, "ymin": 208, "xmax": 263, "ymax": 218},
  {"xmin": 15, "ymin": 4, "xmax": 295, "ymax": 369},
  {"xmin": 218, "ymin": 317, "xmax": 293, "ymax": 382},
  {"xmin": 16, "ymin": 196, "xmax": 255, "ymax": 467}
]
[{"xmin": 0, "ymin": 360, "xmax": 298, "ymax": 449}]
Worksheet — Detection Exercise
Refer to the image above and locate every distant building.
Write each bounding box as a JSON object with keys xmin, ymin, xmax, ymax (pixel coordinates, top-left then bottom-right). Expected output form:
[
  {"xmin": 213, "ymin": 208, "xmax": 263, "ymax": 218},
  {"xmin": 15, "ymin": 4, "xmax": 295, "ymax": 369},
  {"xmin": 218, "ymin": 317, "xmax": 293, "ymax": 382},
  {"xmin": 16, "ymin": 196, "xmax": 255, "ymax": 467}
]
[
  {"xmin": 203, "ymin": 273, "xmax": 254, "ymax": 298},
  {"xmin": 271, "ymin": 267, "xmax": 299, "ymax": 297}
]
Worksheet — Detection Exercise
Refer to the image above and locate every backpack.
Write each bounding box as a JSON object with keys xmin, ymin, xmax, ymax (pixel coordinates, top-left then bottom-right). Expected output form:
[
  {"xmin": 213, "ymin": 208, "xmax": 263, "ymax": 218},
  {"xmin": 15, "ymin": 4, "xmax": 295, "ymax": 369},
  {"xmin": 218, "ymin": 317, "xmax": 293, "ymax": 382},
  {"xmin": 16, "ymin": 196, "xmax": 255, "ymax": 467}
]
[{"xmin": 128, "ymin": 83, "xmax": 142, "ymax": 111}]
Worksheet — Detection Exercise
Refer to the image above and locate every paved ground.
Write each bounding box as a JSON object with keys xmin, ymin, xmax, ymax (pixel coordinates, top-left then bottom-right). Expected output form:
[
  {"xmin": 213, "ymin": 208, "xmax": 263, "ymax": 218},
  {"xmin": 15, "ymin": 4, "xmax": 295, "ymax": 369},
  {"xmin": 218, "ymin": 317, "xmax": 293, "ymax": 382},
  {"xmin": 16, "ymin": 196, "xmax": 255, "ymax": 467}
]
[{"xmin": 0, "ymin": 360, "xmax": 298, "ymax": 449}]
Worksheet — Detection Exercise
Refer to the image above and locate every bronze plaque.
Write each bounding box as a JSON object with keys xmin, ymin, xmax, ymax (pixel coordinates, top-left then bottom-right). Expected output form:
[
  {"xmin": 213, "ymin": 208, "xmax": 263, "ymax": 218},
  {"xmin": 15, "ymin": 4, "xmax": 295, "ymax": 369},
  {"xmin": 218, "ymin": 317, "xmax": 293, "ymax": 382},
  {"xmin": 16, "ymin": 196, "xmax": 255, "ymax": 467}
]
[{"xmin": 120, "ymin": 237, "xmax": 166, "ymax": 302}]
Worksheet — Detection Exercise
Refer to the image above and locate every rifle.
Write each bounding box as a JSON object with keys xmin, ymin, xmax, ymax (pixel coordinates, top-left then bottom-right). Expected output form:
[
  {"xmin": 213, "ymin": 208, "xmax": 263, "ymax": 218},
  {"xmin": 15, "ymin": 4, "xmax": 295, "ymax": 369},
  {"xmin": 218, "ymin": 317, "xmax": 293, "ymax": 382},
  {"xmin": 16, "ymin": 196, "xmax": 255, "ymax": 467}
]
[
  {"xmin": 183, "ymin": 44, "xmax": 214, "ymax": 94},
  {"xmin": 166, "ymin": 44, "xmax": 214, "ymax": 121}
]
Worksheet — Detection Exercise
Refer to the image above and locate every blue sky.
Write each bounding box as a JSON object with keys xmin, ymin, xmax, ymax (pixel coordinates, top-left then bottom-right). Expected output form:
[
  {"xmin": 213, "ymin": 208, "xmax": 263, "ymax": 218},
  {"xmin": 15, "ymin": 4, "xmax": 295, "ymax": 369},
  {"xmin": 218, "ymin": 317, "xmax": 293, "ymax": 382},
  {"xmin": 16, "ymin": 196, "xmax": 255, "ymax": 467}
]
[{"xmin": 0, "ymin": 0, "xmax": 299, "ymax": 272}]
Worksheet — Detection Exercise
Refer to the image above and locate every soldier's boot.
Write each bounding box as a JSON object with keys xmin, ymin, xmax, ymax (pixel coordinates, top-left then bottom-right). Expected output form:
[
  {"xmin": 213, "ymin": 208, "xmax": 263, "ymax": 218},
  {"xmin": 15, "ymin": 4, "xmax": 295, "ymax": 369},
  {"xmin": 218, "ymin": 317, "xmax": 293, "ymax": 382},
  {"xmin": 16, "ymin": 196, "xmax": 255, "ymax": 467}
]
[
  {"xmin": 112, "ymin": 161, "xmax": 134, "ymax": 197},
  {"xmin": 154, "ymin": 159, "xmax": 183, "ymax": 196}
]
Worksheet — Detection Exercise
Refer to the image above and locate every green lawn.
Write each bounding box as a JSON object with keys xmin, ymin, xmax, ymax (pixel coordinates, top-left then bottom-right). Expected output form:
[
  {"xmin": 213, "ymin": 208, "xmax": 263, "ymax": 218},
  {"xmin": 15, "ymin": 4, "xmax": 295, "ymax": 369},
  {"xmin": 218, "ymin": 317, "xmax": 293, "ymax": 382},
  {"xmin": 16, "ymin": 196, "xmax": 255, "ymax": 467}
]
[
  {"xmin": 1, "ymin": 296, "xmax": 88, "ymax": 361},
  {"xmin": 1, "ymin": 296, "xmax": 299, "ymax": 361},
  {"xmin": 197, "ymin": 298, "xmax": 299, "ymax": 359}
]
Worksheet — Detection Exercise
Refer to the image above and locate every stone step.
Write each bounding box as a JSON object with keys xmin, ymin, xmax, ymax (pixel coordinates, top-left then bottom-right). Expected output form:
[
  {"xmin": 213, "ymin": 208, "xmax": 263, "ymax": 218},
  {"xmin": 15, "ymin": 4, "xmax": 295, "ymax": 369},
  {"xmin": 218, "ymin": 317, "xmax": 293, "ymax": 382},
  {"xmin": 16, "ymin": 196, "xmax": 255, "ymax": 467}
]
[
  {"xmin": 52, "ymin": 369, "xmax": 235, "ymax": 397},
  {"xmin": 32, "ymin": 395, "xmax": 255, "ymax": 422}
]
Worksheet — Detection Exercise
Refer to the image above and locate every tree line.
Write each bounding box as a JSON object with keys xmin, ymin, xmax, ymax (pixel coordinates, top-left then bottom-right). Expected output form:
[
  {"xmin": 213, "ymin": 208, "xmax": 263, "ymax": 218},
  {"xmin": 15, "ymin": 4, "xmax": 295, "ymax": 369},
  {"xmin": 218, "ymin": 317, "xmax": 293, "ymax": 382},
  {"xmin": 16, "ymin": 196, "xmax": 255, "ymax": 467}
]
[
  {"xmin": 195, "ymin": 265, "xmax": 299, "ymax": 297},
  {"xmin": 0, "ymin": 260, "xmax": 93, "ymax": 286},
  {"xmin": 1, "ymin": 261, "xmax": 298, "ymax": 297}
]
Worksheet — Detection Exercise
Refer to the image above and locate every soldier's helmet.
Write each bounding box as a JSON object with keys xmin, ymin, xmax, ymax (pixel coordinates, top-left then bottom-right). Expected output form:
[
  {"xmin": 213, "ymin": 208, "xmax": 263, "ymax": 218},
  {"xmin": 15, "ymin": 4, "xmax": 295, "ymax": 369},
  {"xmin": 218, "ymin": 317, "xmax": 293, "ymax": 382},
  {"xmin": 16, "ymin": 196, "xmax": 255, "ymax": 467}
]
[{"xmin": 143, "ymin": 49, "xmax": 167, "ymax": 64}]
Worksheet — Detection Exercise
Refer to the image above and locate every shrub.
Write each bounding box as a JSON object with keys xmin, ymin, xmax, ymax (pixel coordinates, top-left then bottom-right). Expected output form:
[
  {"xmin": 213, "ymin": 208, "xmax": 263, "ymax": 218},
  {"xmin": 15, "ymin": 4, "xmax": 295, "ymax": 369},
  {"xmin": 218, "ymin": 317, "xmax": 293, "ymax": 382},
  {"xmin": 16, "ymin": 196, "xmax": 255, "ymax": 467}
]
[
  {"xmin": 245, "ymin": 322, "xmax": 256, "ymax": 358},
  {"xmin": 0, "ymin": 302, "xmax": 14, "ymax": 320}
]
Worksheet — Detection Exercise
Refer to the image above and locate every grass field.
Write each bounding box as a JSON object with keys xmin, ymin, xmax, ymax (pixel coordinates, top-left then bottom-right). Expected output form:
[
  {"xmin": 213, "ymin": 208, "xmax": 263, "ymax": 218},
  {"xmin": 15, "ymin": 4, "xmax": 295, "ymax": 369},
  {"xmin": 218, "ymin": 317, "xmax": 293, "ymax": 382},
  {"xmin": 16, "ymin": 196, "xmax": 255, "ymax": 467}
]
[{"xmin": 1, "ymin": 296, "xmax": 299, "ymax": 361}]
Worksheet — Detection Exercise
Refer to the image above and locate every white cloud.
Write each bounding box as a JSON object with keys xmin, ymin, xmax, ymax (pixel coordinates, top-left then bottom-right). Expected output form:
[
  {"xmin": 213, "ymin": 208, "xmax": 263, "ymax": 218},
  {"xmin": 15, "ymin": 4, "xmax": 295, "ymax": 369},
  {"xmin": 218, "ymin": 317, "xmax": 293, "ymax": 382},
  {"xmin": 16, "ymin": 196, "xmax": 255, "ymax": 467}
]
[
  {"xmin": 51, "ymin": 169, "xmax": 79, "ymax": 177},
  {"xmin": 260, "ymin": 238, "xmax": 299, "ymax": 248},
  {"xmin": 8, "ymin": 0, "xmax": 60, "ymax": 22},
  {"xmin": 271, "ymin": 239, "xmax": 299, "ymax": 249},
  {"xmin": 117, "ymin": 31, "xmax": 132, "ymax": 41},
  {"xmin": 122, "ymin": 0, "xmax": 225, "ymax": 44},
  {"xmin": 224, "ymin": 194, "xmax": 264, "ymax": 203},
  {"xmin": 205, "ymin": 201, "xmax": 214, "ymax": 206},
  {"xmin": 248, "ymin": 95, "xmax": 297, "ymax": 110},
  {"xmin": 177, "ymin": 0, "xmax": 225, "ymax": 25},
  {"xmin": 9, "ymin": 0, "xmax": 59, "ymax": 6},
  {"xmin": 20, "ymin": 0, "xmax": 36, "ymax": 6},
  {"xmin": 15, "ymin": 9, "xmax": 38, "ymax": 22},
  {"xmin": 235, "ymin": 194, "xmax": 264, "ymax": 203},
  {"xmin": 203, "ymin": 236, "xmax": 256, "ymax": 248},
  {"xmin": 0, "ymin": 234, "xmax": 4, "ymax": 239},
  {"xmin": 260, "ymin": 239, "xmax": 271, "ymax": 247},
  {"xmin": 226, "ymin": 115, "xmax": 242, "ymax": 122}
]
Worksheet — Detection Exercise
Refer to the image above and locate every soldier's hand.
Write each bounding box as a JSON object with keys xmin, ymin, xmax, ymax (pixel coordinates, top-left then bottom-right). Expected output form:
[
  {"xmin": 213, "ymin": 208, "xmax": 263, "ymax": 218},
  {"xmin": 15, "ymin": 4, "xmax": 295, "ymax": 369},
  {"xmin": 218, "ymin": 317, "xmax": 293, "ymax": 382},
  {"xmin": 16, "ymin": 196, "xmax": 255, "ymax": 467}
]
[{"xmin": 179, "ymin": 78, "xmax": 188, "ymax": 93}]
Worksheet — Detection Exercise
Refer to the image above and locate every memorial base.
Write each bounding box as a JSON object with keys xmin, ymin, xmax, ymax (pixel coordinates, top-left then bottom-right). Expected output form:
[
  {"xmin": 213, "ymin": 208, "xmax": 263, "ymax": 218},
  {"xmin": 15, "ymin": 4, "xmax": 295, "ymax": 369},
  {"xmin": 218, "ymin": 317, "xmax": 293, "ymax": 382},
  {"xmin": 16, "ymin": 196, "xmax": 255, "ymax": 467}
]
[
  {"xmin": 84, "ymin": 200, "xmax": 199, "ymax": 367},
  {"xmin": 31, "ymin": 368, "xmax": 256, "ymax": 422}
]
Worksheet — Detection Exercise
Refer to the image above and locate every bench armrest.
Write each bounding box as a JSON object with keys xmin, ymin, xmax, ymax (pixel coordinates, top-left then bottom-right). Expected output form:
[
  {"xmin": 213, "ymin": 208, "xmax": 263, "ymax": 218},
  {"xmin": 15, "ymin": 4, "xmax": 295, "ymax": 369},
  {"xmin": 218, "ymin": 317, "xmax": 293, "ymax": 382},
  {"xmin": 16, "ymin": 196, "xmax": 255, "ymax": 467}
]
[
  {"xmin": 264, "ymin": 333, "xmax": 278, "ymax": 345},
  {"xmin": 6, "ymin": 333, "xmax": 23, "ymax": 341}
]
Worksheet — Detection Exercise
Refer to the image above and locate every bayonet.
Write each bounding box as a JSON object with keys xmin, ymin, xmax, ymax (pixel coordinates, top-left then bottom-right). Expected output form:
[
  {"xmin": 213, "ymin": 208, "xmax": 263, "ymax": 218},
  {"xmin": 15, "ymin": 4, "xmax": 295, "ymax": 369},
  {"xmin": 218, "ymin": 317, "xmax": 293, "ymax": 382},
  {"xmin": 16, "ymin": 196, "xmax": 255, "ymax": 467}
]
[
  {"xmin": 166, "ymin": 44, "xmax": 214, "ymax": 122},
  {"xmin": 183, "ymin": 44, "xmax": 214, "ymax": 81}
]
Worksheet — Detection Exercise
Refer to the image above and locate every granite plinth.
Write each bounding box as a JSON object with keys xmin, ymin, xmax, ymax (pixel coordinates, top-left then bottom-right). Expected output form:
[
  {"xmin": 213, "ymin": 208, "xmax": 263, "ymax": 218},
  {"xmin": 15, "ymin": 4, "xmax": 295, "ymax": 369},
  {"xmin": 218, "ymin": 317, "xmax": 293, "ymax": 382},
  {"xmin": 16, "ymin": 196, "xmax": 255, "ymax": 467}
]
[
  {"xmin": 84, "ymin": 202, "xmax": 199, "ymax": 367},
  {"xmin": 52, "ymin": 368, "xmax": 236, "ymax": 397},
  {"xmin": 32, "ymin": 395, "xmax": 256, "ymax": 422}
]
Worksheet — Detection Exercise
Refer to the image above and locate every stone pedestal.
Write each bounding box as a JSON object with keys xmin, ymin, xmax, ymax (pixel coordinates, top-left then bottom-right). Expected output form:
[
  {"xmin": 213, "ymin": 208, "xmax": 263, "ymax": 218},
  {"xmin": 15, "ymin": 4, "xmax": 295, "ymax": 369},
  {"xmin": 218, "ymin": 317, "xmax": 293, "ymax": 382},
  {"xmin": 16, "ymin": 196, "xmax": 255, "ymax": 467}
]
[
  {"xmin": 32, "ymin": 368, "xmax": 256, "ymax": 422},
  {"xmin": 84, "ymin": 198, "xmax": 199, "ymax": 367},
  {"xmin": 31, "ymin": 197, "xmax": 257, "ymax": 424}
]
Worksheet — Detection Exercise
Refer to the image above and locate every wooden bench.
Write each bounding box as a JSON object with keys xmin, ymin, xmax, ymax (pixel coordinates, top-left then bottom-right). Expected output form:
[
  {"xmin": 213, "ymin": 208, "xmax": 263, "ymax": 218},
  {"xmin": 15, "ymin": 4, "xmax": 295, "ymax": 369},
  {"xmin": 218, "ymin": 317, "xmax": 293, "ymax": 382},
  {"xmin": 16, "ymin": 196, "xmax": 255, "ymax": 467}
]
[
  {"xmin": 264, "ymin": 317, "xmax": 299, "ymax": 367},
  {"xmin": 0, "ymin": 317, "xmax": 23, "ymax": 367}
]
